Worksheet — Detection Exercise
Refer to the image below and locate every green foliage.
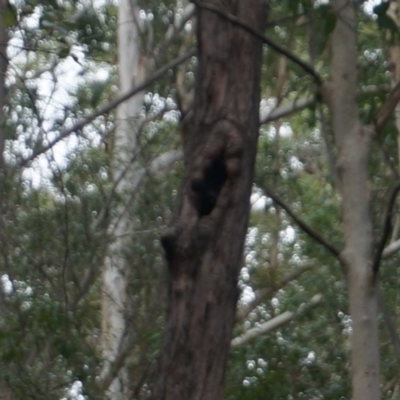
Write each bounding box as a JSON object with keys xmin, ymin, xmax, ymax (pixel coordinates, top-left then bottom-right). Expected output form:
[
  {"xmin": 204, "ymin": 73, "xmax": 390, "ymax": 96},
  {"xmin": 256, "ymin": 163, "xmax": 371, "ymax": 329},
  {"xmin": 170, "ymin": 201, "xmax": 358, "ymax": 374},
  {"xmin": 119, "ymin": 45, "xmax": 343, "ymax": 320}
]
[
  {"xmin": 3, "ymin": 0, "xmax": 400, "ymax": 398},
  {"xmin": 2, "ymin": 3, "xmax": 17, "ymax": 28},
  {"xmin": 374, "ymin": 2, "xmax": 400, "ymax": 36}
]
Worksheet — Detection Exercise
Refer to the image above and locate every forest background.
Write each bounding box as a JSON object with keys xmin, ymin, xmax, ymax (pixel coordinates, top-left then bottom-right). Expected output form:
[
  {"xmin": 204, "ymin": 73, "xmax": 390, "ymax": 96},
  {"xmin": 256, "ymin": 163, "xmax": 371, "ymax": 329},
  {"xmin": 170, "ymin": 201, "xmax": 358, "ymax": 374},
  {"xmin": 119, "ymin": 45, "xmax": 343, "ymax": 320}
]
[{"xmin": 2, "ymin": 0, "xmax": 400, "ymax": 399}]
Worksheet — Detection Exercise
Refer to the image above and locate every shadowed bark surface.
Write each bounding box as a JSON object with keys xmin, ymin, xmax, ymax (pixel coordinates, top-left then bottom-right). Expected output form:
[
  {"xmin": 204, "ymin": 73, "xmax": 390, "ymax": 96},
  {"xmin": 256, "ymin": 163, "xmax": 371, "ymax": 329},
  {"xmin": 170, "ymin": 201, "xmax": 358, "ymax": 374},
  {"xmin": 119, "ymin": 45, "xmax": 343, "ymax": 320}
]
[{"xmin": 152, "ymin": 1, "xmax": 269, "ymax": 399}]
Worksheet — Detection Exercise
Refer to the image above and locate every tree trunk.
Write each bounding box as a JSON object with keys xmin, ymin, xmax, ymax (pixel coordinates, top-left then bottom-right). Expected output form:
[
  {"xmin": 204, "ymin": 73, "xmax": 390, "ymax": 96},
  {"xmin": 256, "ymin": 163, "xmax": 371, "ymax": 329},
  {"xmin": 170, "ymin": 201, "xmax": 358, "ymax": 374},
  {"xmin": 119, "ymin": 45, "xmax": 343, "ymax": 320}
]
[
  {"xmin": 0, "ymin": 2, "xmax": 10, "ymax": 398},
  {"xmin": 387, "ymin": 0, "xmax": 400, "ymax": 240},
  {"xmin": 328, "ymin": 1, "xmax": 380, "ymax": 399},
  {"xmin": 101, "ymin": 0, "xmax": 144, "ymax": 397},
  {"xmin": 0, "ymin": 0, "xmax": 8, "ymax": 255},
  {"xmin": 153, "ymin": 1, "xmax": 268, "ymax": 399}
]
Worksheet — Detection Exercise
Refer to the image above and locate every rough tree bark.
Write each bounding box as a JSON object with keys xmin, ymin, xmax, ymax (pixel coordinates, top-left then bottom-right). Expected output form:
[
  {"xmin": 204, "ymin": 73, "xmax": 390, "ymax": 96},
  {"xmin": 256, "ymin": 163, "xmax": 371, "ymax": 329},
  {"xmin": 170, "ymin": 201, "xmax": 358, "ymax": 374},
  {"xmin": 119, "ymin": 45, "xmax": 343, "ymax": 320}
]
[
  {"xmin": 152, "ymin": 1, "xmax": 268, "ymax": 399},
  {"xmin": 327, "ymin": 1, "xmax": 380, "ymax": 399}
]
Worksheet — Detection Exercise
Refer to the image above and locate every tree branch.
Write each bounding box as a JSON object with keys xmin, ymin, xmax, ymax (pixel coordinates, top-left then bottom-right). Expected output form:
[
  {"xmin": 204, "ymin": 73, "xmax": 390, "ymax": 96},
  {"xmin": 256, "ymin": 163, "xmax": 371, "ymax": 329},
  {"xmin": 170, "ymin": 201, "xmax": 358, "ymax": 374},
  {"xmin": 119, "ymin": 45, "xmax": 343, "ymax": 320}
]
[
  {"xmin": 153, "ymin": 4, "xmax": 195, "ymax": 64},
  {"xmin": 374, "ymin": 80, "xmax": 400, "ymax": 132},
  {"xmin": 259, "ymin": 97, "xmax": 314, "ymax": 125},
  {"xmin": 232, "ymin": 312, "xmax": 293, "ymax": 347},
  {"xmin": 232, "ymin": 294, "xmax": 322, "ymax": 347},
  {"xmin": 236, "ymin": 263, "xmax": 314, "ymax": 322},
  {"xmin": 191, "ymin": 0, "xmax": 323, "ymax": 85},
  {"xmin": 20, "ymin": 49, "xmax": 195, "ymax": 167},
  {"xmin": 261, "ymin": 185, "xmax": 340, "ymax": 258},
  {"xmin": 382, "ymin": 238, "xmax": 400, "ymax": 259},
  {"xmin": 372, "ymin": 180, "xmax": 400, "ymax": 274}
]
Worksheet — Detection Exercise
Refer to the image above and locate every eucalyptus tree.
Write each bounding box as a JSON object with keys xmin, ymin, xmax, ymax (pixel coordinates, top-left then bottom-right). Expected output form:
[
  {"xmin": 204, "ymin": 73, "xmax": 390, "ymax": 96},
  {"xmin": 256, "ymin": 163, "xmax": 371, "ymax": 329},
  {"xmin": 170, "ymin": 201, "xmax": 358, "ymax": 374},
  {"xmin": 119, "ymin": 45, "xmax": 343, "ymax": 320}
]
[
  {"xmin": 5, "ymin": 1, "xmax": 400, "ymax": 400},
  {"xmin": 100, "ymin": 1, "xmax": 144, "ymax": 397},
  {"xmin": 101, "ymin": 0, "xmax": 197, "ymax": 398},
  {"xmin": 152, "ymin": 1, "xmax": 268, "ymax": 399},
  {"xmin": 219, "ymin": 1, "xmax": 400, "ymax": 399},
  {"xmin": 0, "ymin": 1, "xmax": 117, "ymax": 397}
]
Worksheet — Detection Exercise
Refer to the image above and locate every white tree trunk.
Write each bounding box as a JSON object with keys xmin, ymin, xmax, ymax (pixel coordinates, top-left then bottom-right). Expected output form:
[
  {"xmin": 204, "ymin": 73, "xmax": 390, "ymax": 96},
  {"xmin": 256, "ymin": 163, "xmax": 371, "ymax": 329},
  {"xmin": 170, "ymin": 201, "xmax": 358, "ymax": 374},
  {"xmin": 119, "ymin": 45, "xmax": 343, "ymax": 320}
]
[
  {"xmin": 387, "ymin": 0, "xmax": 400, "ymax": 240},
  {"xmin": 101, "ymin": 0, "xmax": 144, "ymax": 397}
]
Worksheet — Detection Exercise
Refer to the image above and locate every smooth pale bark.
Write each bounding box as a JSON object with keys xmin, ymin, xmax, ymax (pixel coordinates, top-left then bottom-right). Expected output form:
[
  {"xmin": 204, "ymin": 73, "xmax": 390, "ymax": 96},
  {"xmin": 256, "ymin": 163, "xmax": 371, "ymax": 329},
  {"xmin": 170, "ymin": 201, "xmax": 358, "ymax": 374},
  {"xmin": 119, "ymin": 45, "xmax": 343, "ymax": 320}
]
[
  {"xmin": 383, "ymin": 238, "xmax": 400, "ymax": 259},
  {"xmin": 259, "ymin": 97, "xmax": 314, "ymax": 125},
  {"xmin": 232, "ymin": 294, "xmax": 322, "ymax": 347},
  {"xmin": 152, "ymin": 1, "xmax": 268, "ymax": 399},
  {"xmin": 101, "ymin": 0, "xmax": 144, "ymax": 397},
  {"xmin": 387, "ymin": 0, "xmax": 400, "ymax": 240},
  {"xmin": 328, "ymin": 1, "xmax": 380, "ymax": 399}
]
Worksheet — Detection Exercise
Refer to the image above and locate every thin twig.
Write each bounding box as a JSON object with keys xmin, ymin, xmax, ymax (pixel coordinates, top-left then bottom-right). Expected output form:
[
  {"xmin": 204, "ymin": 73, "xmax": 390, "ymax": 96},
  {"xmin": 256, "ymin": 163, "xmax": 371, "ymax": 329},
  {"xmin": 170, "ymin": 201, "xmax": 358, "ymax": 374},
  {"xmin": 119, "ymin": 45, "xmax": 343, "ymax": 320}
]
[
  {"xmin": 261, "ymin": 185, "xmax": 340, "ymax": 258},
  {"xmin": 20, "ymin": 49, "xmax": 196, "ymax": 167},
  {"xmin": 236, "ymin": 263, "xmax": 314, "ymax": 322}
]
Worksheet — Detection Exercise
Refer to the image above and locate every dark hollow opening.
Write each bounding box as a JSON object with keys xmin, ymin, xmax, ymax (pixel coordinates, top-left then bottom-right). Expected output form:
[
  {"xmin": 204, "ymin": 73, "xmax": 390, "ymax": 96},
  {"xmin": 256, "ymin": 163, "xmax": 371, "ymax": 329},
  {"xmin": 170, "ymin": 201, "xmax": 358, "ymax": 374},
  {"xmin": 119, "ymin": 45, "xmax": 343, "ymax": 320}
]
[{"xmin": 192, "ymin": 157, "xmax": 227, "ymax": 217}]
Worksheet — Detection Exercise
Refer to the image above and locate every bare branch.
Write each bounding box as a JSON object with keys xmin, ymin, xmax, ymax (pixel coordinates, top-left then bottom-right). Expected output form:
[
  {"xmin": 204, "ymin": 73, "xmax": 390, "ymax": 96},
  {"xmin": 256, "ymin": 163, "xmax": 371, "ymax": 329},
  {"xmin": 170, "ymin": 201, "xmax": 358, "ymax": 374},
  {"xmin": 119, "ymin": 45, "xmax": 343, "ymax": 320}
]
[
  {"xmin": 382, "ymin": 238, "xmax": 400, "ymax": 259},
  {"xmin": 92, "ymin": 149, "xmax": 182, "ymax": 234},
  {"xmin": 374, "ymin": 80, "xmax": 400, "ymax": 132},
  {"xmin": 232, "ymin": 312, "xmax": 293, "ymax": 347},
  {"xmin": 154, "ymin": 4, "xmax": 195, "ymax": 64},
  {"xmin": 260, "ymin": 84, "xmax": 389, "ymax": 127},
  {"xmin": 236, "ymin": 263, "xmax": 314, "ymax": 322},
  {"xmin": 261, "ymin": 185, "xmax": 341, "ymax": 258},
  {"xmin": 190, "ymin": 0, "xmax": 323, "ymax": 85},
  {"xmin": 147, "ymin": 149, "xmax": 183, "ymax": 174},
  {"xmin": 372, "ymin": 180, "xmax": 400, "ymax": 274},
  {"xmin": 259, "ymin": 97, "xmax": 314, "ymax": 125},
  {"xmin": 232, "ymin": 294, "xmax": 323, "ymax": 347},
  {"xmin": 20, "ymin": 49, "xmax": 195, "ymax": 167}
]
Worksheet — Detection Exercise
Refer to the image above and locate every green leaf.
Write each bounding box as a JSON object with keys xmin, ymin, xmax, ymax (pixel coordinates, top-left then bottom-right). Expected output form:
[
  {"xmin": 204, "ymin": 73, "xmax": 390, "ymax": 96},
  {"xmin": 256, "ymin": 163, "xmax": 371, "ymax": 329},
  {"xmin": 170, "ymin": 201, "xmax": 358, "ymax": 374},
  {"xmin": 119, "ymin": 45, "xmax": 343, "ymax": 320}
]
[
  {"xmin": 318, "ymin": 4, "xmax": 337, "ymax": 36},
  {"xmin": 2, "ymin": 4, "xmax": 17, "ymax": 28},
  {"xmin": 90, "ymin": 80, "xmax": 107, "ymax": 108},
  {"xmin": 374, "ymin": 2, "xmax": 400, "ymax": 33},
  {"xmin": 58, "ymin": 46, "xmax": 70, "ymax": 59}
]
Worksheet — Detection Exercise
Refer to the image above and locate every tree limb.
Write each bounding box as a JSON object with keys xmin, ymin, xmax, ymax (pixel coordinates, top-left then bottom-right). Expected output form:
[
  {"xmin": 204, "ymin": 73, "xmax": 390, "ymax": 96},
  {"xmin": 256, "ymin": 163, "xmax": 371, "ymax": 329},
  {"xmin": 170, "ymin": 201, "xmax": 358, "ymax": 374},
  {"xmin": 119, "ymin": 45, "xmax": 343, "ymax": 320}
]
[
  {"xmin": 153, "ymin": 4, "xmax": 195, "ymax": 64},
  {"xmin": 236, "ymin": 263, "xmax": 314, "ymax": 322},
  {"xmin": 374, "ymin": 80, "xmax": 400, "ymax": 132},
  {"xmin": 232, "ymin": 294, "xmax": 322, "ymax": 347},
  {"xmin": 259, "ymin": 184, "xmax": 400, "ymax": 265},
  {"xmin": 190, "ymin": 0, "xmax": 323, "ymax": 85},
  {"xmin": 260, "ymin": 84, "xmax": 393, "ymax": 127},
  {"xmin": 261, "ymin": 185, "xmax": 340, "ymax": 258},
  {"xmin": 259, "ymin": 97, "xmax": 314, "ymax": 125},
  {"xmin": 20, "ymin": 50, "xmax": 195, "ymax": 167},
  {"xmin": 382, "ymin": 238, "xmax": 400, "ymax": 259},
  {"xmin": 372, "ymin": 180, "xmax": 400, "ymax": 274},
  {"xmin": 232, "ymin": 311, "xmax": 293, "ymax": 347}
]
